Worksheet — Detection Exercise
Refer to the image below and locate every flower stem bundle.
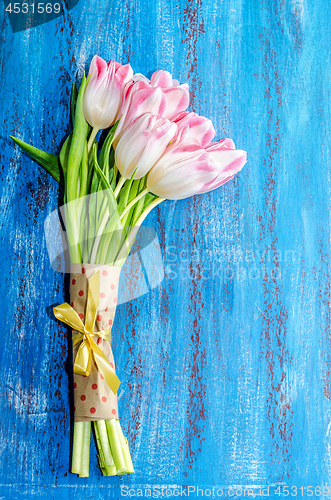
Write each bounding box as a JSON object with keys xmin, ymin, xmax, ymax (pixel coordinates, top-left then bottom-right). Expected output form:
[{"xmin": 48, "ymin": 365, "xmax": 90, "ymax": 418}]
[{"xmin": 11, "ymin": 55, "xmax": 247, "ymax": 477}]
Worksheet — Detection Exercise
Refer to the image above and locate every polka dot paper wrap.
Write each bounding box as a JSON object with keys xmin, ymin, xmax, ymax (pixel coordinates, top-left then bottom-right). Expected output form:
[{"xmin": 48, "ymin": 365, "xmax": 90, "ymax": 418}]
[{"xmin": 70, "ymin": 263, "xmax": 121, "ymax": 422}]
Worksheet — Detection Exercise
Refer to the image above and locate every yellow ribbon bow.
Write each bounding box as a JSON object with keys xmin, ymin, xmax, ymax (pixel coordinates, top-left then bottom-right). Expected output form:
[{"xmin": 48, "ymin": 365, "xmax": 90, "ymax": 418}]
[{"xmin": 53, "ymin": 271, "xmax": 120, "ymax": 395}]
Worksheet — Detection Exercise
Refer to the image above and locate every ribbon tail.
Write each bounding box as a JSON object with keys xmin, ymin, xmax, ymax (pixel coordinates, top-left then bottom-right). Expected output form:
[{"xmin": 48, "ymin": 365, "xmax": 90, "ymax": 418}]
[
  {"xmin": 85, "ymin": 272, "xmax": 100, "ymax": 332},
  {"xmin": 90, "ymin": 337, "xmax": 120, "ymax": 395},
  {"xmin": 95, "ymin": 351, "xmax": 121, "ymax": 395},
  {"xmin": 74, "ymin": 341, "xmax": 92, "ymax": 377}
]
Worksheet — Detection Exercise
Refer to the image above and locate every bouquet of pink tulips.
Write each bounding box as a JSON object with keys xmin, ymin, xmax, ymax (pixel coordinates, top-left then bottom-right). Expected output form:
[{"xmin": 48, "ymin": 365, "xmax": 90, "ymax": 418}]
[{"xmin": 12, "ymin": 56, "xmax": 246, "ymax": 477}]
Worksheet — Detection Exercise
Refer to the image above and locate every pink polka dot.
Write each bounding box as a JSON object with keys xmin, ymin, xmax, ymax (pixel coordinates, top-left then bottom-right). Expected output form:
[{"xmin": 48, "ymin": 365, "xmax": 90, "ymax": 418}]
[
  {"xmin": 92, "ymin": 384, "xmax": 98, "ymax": 390},
  {"xmin": 102, "ymin": 270, "xmax": 108, "ymax": 276},
  {"xmin": 111, "ymin": 409, "xmax": 116, "ymax": 415},
  {"xmin": 110, "ymin": 362, "xmax": 114, "ymax": 369},
  {"xmin": 80, "ymin": 395, "xmax": 86, "ymax": 401},
  {"xmin": 72, "ymin": 279, "xmax": 76, "ymax": 285},
  {"xmin": 100, "ymin": 292, "xmax": 105, "ymax": 299},
  {"xmin": 74, "ymin": 382, "xmax": 77, "ymax": 389},
  {"xmin": 111, "ymin": 284, "xmax": 115, "ymax": 290},
  {"xmin": 79, "ymin": 290, "xmax": 84, "ymax": 297},
  {"xmin": 105, "ymin": 306, "xmax": 108, "ymax": 312},
  {"xmin": 79, "ymin": 313, "xmax": 84, "ymax": 320},
  {"xmin": 108, "ymin": 319, "xmax": 113, "ymax": 326},
  {"xmin": 82, "ymin": 267, "xmax": 86, "ymax": 274},
  {"xmin": 90, "ymin": 407, "xmax": 96, "ymax": 414},
  {"xmin": 74, "ymin": 406, "xmax": 76, "ymax": 412},
  {"xmin": 113, "ymin": 297, "xmax": 117, "ymax": 304},
  {"xmin": 71, "ymin": 302, "xmax": 74, "ymax": 308},
  {"xmin": 100, "ymin": 374, "xmax": 104, "ymax": 380},
  {"xmin": 98, "ymin": 337, "xmax": 102, "ymax": 344},
  {"xmin": 102, "ymin": 396, "xmax": 107, "ymax": 403},
  {"xmin": 97, "ymin": 314, "xmax": 102, "ymax": 321}
]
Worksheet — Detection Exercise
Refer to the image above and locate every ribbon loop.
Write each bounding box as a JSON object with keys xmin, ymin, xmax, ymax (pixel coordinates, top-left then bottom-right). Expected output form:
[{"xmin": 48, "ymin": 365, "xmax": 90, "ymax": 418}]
[{"xmin": 53, "ymin": 271, "xmax": 120, "ymax": 395}]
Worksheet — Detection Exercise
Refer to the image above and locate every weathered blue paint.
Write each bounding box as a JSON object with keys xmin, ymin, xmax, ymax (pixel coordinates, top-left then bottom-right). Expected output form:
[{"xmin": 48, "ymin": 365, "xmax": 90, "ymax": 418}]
[{"xmin": 0, "ymin": 0, "xmax": 330, "ymax": 498}]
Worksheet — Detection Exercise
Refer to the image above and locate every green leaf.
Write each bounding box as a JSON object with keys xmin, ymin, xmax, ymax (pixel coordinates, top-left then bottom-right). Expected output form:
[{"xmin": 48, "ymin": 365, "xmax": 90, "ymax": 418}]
[
  {"xmin": 90, "ymin": 158, "xmax": 123, "ymax": 265},
  {"xmin": 90, "ymin": 143, "xmax": 100, "ymax": 194},
  {"xmin": 85, "ymin": 143, "xmax": 100, "ymax": 257},
  {"xmin": 93, "ymin": 155, "xmax": 111, "ymax": 191},
  {"xmin": 66, "ymin": 72, "xmax": 90, "ymax": 202},
  {"xmin": 11, "ymin": 136, "xmax": 63, "ymax": 184},
  {"xmin": 127, "ymin": 178, "xmax": 157, "ymax": 227},
  {"xmin": 71, "ymin": 82, "xmax": 78, "ymax": 126},
  {"xmin": 88, "ymin": 150, "xmax": 119, "ymax": 258},
  {"xmin": 98, "ymin": 122, "xmax": 118, "ymax": 178},
  {"xmin": 142, "ymin": 192, "xmax": 157, "ymax": 211},
  {"xmin": 121, "ymin": 179, "xmax": 140, "ymax": 227},
  {"xmin": 59, "ymin": 134, "xmax": 72, "ymax": 177},
  {"xmin": 109, "ymin": 149, "xmax": 116, "ymax": 189},
  {"xmin": 79, "ymin": 142, "xmax": 89, "ymax": 198},
  {"xmin": 87, "ymin": 149, "xmax": 95, "ymax": 193},
  {"xmin": 117, "ymin": 172, "xmax": 136, "ymax": 216}
]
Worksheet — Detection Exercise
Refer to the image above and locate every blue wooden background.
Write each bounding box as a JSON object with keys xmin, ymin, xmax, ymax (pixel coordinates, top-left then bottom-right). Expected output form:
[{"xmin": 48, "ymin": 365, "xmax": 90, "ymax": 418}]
[{"xmin": 1, "ymin": 0, "xmax": 330, "ymax": 498}]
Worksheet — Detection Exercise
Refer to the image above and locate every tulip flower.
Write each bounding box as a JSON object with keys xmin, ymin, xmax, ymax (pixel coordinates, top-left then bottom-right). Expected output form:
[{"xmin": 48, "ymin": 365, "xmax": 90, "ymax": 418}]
[
  {"xmin": 83, "ymin": 56, "xmax": 133, "ymax": 148},
  {"xmin": 113, "ymin": 70, "xmax": 189, "ymax": 146},
  {"xmin": 132, "ymin": 70, "xmax": 189, "ymax": 118},
  {"xmin": 146, "ymin": 138, "xmax": 246, "ymax": 200},
  {"xmin": 149, "ymin": 70, "xmax": 189, "ymax": 120},
  {"xmin": 197, "ymin": 139, "xmax": 245, "ymax": 193},
  {"xmin": 115, "ymin": 113, "xmax": 177, "ymax": 180},
  {"xmin": 113, "ymin": 84, "xmax": 167, "ymax": 147},
  {"xmin": 172, "ymin": 111, "xmax": 215, "ymax": 147}
]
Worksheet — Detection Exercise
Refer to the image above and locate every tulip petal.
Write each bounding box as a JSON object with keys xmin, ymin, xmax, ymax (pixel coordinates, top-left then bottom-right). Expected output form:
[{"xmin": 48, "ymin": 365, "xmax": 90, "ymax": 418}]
[
  {"xmin": 163, "ymin": 87, "xmax": 190, "ymax": 119},
  {"xmin": 146, "ymin": 136, "xmax": 246, "ymax": 200},
  {"xmin": 131, "ymin": 121, "xmax": 177, "ymax": 179},
  {"xmin": 150, "ymin": 70, "xmax": 174, "ymax": 88},
  {"xmin": 206, "ymin": 138, "xmax": 235, "ymax": 151},
  {"xmin": 132, "ymin": 73, "xmax": 150, "ymax": 84},
  {"xmin": 83, "ymin": 57, "xmax": 133, "ymax": 129},
  {"xmin": 179, "ymin": 83, "xmax": 189, "ymax": 93},
  {"xmin": 147, "ymin": 155, "xmax": 216, "ymax": 200},
  {"xmin": 115, "ymin": 64, "xmax": 134, "ymax": 87},
  {"xmin": 207, "ymin": 149, "xmax": 247, "ymax": 175},
  {"xmin": 115, "ymin": 113, "xmax": 177, "ymax": 179},
  {"xmin": 90, "ymin": 55, "xmax": 108, "ymax": 80},
  {"xmin": 114, "ymin": 87, "xmax": 167, "ymax": 145},
  {"xmin": 173, "ymin": 112, "xmax": 215, "ymax": 147},
  {"xmin": 198, "ymin": 150, "xmax": 247, "ymax": 194},
  {"xmin": 172, "ymin": 111, "xmax": 190, "ymax": 122}
]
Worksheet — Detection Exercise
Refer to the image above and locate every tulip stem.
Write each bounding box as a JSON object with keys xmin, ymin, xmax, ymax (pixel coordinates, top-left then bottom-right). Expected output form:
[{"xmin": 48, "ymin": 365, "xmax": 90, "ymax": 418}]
[
  {"xmin": 71, "ymin": 421, "xmax": 84, "ymax": 474},
  {"xmin": 134, "ymin": 197, "xmax": 165, "ymax": 227},
  {"xmin": 90, "ymin": 206, "xmax": 110, "ymax": 263},
  {"xmin": 88, "ymin": 127, "xmax": 99, "ymax": 152},
  {"xmin": 120, "ymin": 188, "xmax": 149, "ymax": 220},
  {"xmin": 114, "ymin": 176, "xmax": 126, "ymax": 199},
  {"xmin": 115, "ymin": 197, "xmax": 165, "ymax": 264}
]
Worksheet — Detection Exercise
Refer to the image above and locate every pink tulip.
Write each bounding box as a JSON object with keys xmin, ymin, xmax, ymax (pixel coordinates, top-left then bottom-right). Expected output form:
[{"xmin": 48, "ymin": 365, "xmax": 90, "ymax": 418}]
[
  {"xmin": 83, "ymin": 56, "xmax": 133, "ymax": 130},
  {"xmin": 115, "ymin": 113, "xmax": 177, "ymax": 179},
  {"xmin": 133, "ymin": 70, "xmax": 190, "ymax": 119},
  {"xmin": 172, "ymin": 111, "xmax": 215, "ymax": 147},
  {"xmin": 113, "ymin": 70, "xmax": 189, "ymax": 146},
  {"xmin": 149, "ymin": 70, "xmax": 189, "ymax": 120},
  {"xmin": 147, "ymin": 138, "xmax": 246, "ymax": 200},
  {"xmin": 113, "ymin": 83, "xmax": 167, "ymax": 147},
  {"xmin": 198, "ymin": 140, "xmax": 246, "ymax": 193}
]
